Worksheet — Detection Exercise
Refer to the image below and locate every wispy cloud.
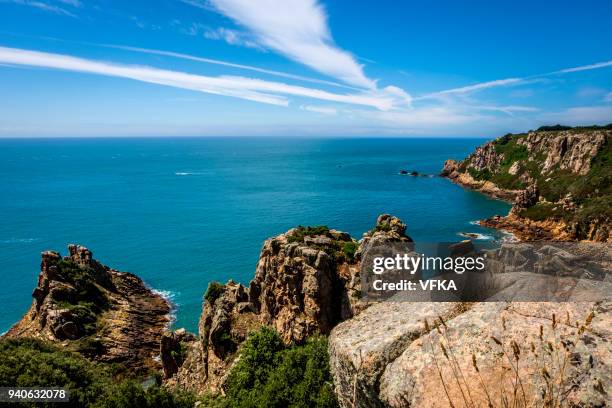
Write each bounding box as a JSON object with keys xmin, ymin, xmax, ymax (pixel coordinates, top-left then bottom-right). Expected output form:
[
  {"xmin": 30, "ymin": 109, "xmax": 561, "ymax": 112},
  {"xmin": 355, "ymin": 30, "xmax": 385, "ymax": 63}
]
[
  {"xmin": 204, "ymin": 0, "xmax": 377, "ymax": 90},
  {"xmin": 555, "ymin": 60, "xmax": 612, "ymax": 74},
  {"xmin": 423, "ymin": 59, "xmax": 612, "ymax": 98},
  {"xmin": 428, "ymin": 78, "xmax": 523, "ymax": 96},
  {"xmin": 102, "ymin": 44, "xmax": 359, "ymax": 89},
  {"xmin": 0, "ymin": 46, "xmax": 407, "ymax": 110},
  {"xmin": 203, "ymin": 26, "xmax": 264, "ymax": 51},
  {"xmin": 300, "ymin": 105, "xmax": 338, "ymax": 115},
  {"xmin": 1, "ymin": 0, "xmax": 76, "ymax": 16},
  {"xmin": 604, "ymin": 92, "xmax": 612, "ymax": 103}
]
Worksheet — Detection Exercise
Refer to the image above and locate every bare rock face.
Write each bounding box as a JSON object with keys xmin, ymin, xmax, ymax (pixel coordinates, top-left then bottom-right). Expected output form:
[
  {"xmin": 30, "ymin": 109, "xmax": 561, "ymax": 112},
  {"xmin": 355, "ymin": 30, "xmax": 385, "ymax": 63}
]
[
  {"xmin": 517, "ymin": 130, "xmax": 607, "ymax": 175},
  {"xmin": 329, "ymin": 243, "xmax": 612, "ymax": 407},
  {"xmin": 169, "ymin": 215, "xmax": 414, "ymax": 395},
  {"xmin": 511, "ymin": 184, "xmax": 539, "ymax": 213},
  {"xmin": 441, "ymin": 129, "xmax": 611, "ymax": 242},
  {"xmin": 4, "ymin": 245, "xmax": 170, "ymax": 374}
]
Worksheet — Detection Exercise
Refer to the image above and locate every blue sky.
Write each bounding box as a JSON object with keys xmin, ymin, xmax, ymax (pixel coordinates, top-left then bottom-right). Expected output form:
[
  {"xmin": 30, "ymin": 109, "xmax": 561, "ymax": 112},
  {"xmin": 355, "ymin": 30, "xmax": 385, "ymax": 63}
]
[{"xmin": 0, "ymin": 0, "xmax": 611, "ymax": 137}]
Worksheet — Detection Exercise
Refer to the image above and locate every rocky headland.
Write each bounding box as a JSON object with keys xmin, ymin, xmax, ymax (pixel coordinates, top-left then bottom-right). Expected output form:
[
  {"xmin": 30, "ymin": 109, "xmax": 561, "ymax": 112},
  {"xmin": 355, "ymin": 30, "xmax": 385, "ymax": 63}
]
[
  {"xmin": 3, "ymin": 244, "xmax": 170, "ymax": 374},
  {"xmin": 441, "ymin": 125, "xmax": 611, "ymax": 241}
]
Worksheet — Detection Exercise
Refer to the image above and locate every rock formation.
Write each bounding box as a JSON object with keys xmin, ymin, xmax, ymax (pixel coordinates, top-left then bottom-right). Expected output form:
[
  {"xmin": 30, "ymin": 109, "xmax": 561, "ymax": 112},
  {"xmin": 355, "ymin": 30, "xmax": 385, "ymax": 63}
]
[
  {"xmin": 3, "ymin": 244, "xmax": 170, "ymax": 374},
  {"xmin": 165, "ymin": 215, "xmax": 413, "ymax": 395},
  {"xmin": 329, "ymin": 242, "xmax": 612, "ymax": 407},
  {"xmin": 441, "ymin": 126, "xmax": 611, "ymax": 241}
]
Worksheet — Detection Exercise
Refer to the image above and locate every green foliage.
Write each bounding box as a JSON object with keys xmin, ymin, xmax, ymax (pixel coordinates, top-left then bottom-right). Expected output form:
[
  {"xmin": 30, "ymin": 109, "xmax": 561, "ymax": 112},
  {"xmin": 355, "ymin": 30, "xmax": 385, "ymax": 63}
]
[
  {"xmin": 519, "ymin": 203, "xmax": 570, "ymax": 222},
  {"xmin": 205, "ymin": 281, "xmax": 225, "ymax": 305},
  {"xmin": 537, "ymin": 123, "xmax": 612, "ymax": 131},
  {"xmin": 341, "ymin": 241, "xmax": 358, "ymax": 262},
  {"xmin": 287, "ymin": 226, "xmax": 331, "ymax": 243},
  {"xmin": 222, "ymin": 327, "xmax": 339, "ymax": 408},
  {"xmin": 91, "ymin": 381, "xmax": 195, "ymax": 408},
  {"xmin": 467, "ymin": 167, "xmax": 492, "ymax": 181},
  {"xmin": 0, "ymin": 338, "xmax": 195, "ymax": 408},
  {"xmin": 0, "ymin": 338, "xmax": 111, "ymax": 407}
]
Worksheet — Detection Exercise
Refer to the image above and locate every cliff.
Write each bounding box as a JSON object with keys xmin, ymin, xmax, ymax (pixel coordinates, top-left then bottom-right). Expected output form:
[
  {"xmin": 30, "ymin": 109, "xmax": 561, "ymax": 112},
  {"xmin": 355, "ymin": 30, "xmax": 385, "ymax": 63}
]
[
  {"xmin": 328, "ymin": 241, "xmax": 612, "ymax": 407},
  {"xmin": 3, "ymin": 244, "xmax": 170, "ymax": 374},
  {"xmin": 164, "ymin": 215, "xmax": 412, "ymax": 395},
  {"xmin": 441, "ymin": 125, "xmax": 612, "ymax": 241}
]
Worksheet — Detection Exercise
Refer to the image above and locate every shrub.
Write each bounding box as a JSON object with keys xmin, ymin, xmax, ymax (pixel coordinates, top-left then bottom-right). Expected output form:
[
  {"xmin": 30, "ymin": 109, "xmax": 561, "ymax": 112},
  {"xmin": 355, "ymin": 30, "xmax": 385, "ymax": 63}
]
[
  {"xmin": 205, "ymin": 281, "xmax": 225, "ymax": 305},
  {"xmin": 341, "ymin": 241, "xmax": 358, "ymax": 262},
  {"xmin": 287, "ymin": 226, "xmax": 331, "ymax": 243},
  {"xmin": 0, "ymin": 338, "xmax": 195, "ymax": 408},
  {"xmin": 223, "ymin": 327, "xmax": 339, "ymax": 408}
]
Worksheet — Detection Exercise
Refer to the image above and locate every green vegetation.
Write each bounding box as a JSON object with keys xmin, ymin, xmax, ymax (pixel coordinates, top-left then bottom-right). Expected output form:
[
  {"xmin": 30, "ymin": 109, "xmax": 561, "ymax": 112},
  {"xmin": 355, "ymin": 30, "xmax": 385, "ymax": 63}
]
[
  {"xmin": 0, "ymin": 338, "xmax": 194, "ymax": 408},
  {"xmin": 287, "ymin": 226, "xmax": 331, "ymax": 243},
  {"xmin": 341, "ymin": 241, "xmax": 358, "ymax": 262},
  {"xmin": 466, "ymin": 125, "xmax": 611, "ymax": 231},
  {"xmin": 205, "ymin": 281, "xmax": 225, "ymax": 305},
  {"xmin": 204, "ymin": 326, "xmax": 338, "ymax": 408},
  {"xmin": 537, "ymin": 123, "xmax": 612, "ymax": 132},
  {"xmin": 286, "ymin": 225, "xmax": 356, "ymax": 264}
]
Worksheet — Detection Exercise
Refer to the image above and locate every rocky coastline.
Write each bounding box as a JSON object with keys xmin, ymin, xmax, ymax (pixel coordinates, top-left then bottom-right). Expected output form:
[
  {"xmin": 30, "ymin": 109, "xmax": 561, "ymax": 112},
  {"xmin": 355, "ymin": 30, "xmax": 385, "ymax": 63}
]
[
  {"xmin": 441, "ymin": 126, "xmax": 611, "ymax": 242},
  {"xmin": 3, "ymin": 244, "xmax": 171, "ymax": 375}
]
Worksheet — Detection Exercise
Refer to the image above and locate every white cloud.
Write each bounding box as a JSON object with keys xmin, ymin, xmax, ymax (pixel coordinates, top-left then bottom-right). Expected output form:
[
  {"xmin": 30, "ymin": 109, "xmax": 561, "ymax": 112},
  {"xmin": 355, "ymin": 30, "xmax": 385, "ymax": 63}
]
[
  {"xmin": 421, "ymin": 59, "xmax": 612, "ymax": 98},
  {"xmin": 205, "ymin": 0, "xmax": 377, "ymax": 90},
  {"xmin": 1, "ymin": 0, "xmax": 76, "ymax": 16},
  {"xmin": 105, "ymin": 44, "xmax": 357, "ymax": 89},
  {"xmin": 300, "ymin": 105, "xmax": 338, "ymax": 115},
  {"xmin": 203, "ymin": 26, "xmax": 264, "ymax": 50},
  {"xmin": 555, "ymin": 60, "xmax": 612, "ymax": 74},
  {"xmin": 424, "ymin": 78, "xmax": 523, "ymax": 97},
  {"xmin": 0, "ymin": 46, "xmax": 408, "ymax": 110},
  {"xmin": 603, "ymin": 92, "xmax": 612, "ymax": 103}
]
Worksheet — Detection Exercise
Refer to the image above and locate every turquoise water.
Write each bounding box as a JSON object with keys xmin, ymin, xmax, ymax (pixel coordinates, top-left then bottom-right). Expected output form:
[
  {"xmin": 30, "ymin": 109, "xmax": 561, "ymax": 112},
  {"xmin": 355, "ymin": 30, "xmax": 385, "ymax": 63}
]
[{"xmin": 0, "ymin": 137, "xmax": 510, "ymax": 333}]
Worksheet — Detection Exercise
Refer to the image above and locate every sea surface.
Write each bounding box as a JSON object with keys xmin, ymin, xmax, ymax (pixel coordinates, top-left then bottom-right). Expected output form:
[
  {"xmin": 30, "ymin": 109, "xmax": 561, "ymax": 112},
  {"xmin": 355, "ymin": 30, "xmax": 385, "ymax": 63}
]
[{"xmin": 0, "ymin": 137, "xmax": 510, "ymax": 333}]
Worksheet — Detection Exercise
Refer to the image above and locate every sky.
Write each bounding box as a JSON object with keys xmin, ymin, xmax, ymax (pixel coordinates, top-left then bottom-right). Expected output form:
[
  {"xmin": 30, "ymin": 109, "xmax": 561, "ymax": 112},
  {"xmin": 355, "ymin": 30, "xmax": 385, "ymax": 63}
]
[{"xmin": 0, "ymin": 0, "xmax": 611, "ymax": 137}]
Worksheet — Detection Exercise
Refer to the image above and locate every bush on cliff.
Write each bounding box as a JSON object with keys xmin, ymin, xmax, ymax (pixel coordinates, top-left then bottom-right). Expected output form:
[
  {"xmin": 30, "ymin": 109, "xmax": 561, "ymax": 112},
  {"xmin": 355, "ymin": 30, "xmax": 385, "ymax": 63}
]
[
  {"xmin": 220, "ymin": 326, "xmax": 339, "ymax": 408},
  {"xmin": 205, "ymin": 281, "xmax": 225, "ymax": 305},
  {"xmin": 0, "ymin": 338, "xmax": 194, "ymax": 408}
]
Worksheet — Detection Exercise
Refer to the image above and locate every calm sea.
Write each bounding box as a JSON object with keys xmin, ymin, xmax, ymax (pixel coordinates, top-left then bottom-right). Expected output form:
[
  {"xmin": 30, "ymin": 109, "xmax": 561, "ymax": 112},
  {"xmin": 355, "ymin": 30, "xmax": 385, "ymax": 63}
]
[{"xmin": 0, "ymin": 137, "xmax": 510, "ymax": 332}]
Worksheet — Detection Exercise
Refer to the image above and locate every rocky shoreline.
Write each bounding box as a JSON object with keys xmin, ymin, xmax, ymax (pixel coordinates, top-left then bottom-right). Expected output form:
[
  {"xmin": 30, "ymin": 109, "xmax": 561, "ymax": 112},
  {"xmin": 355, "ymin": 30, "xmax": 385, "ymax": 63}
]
[
  {"xmin": 2, "ymin": 244, "xmax": 171, "ymax": 375},
  {"xmin": 441, "ymin": 127, "xmax": 611, "ymax": 242}
]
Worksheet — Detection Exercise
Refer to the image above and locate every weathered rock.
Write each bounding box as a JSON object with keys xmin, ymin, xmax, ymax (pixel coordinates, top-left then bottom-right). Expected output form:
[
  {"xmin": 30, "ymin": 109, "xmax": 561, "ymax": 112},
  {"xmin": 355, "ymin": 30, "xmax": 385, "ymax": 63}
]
[
  {"xmin": 511, "ymin": 184, "xmax": 539, "ymax": 213},
  {"xmin": 171, "ymin": 215, "xmax": 414, "ymax": 395},
  {"xmin": 441, "ymin": 128, "xmax": 612, "ymax": 242},
  {"xmin": 330, "ymin": 242, "xmax": 612, "ymax": 407},
  {"xmin": 161, "ymin": 328, "xmax": 196, "ymax": 379},
  {"xmin": 3, "ymin": 245, "xmax": 170, "ymax": 374}
]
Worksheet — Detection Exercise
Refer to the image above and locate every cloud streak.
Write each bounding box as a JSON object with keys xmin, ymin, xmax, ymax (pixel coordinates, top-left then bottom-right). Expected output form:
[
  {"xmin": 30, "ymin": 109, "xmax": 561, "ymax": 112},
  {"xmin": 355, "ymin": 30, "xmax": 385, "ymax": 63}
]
[
  {"xmin": 104, "ymin": 44, "xmax": 357, "ymax": 89},
  {"xmin": 1, "ymin": 0, "xmax": 76, "ymax": 16},
  {"xmin": 423, "ymin": 59, "xmax": 612, "ymax": 98},
  {"xmin": 0, "ymin": 46, "xmax": 406, "ymax": 110},
  {"xmin": 205, "ymin": 0, "xmax": 376, "ymax": 89}
]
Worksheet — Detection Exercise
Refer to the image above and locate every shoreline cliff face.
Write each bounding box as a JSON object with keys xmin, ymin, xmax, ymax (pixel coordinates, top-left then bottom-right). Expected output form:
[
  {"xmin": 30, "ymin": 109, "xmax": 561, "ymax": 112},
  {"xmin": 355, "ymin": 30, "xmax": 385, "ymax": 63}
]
[
  {"xmin": 3, "ymin": 244, "xmax": 170, "ymax": 375},
  {"xmin": 164, "ymin": 215, "xmax": 412, "ymax": 395},
  {"xmin": 441, "ymin": 126, "xmax": 611, "ymax": 241}
]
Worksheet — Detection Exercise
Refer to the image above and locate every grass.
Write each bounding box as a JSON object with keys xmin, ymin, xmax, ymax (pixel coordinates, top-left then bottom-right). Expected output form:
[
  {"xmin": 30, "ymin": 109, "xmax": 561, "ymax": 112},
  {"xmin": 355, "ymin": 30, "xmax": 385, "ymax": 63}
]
[{"xmin": 417, "ymin": 309, "xmax": 598, "ymax": 408}]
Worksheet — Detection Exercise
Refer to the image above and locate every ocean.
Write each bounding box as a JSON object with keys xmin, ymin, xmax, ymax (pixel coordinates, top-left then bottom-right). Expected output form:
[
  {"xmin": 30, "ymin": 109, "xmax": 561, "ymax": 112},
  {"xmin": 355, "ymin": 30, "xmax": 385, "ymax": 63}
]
[{"xmin": 0, "ymin": 137, "xmax": 510, "ymax": 332}]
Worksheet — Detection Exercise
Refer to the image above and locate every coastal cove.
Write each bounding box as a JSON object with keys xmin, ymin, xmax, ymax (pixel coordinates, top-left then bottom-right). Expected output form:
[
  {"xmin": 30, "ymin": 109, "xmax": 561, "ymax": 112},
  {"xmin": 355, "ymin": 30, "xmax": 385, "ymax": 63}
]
[{"xmin": 0, "ymin": 137, "xmax": 510, "ymax": 333}]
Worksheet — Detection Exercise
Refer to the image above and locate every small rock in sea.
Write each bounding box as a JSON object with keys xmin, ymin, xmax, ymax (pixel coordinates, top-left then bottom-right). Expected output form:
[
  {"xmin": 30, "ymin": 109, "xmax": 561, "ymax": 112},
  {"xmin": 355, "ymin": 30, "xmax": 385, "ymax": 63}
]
[
  {"xmin": 399, "ymin": 169, "xmax": 408, "ymax": 175},
  {"xmin": 409, "ymin": 171, "xmax": 419, "ymax": 176}
]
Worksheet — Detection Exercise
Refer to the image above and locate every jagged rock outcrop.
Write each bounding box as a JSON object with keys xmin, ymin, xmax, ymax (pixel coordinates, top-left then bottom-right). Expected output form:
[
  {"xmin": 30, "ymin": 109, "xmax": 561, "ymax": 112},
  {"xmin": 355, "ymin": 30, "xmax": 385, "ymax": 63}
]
[
  {"xmin": 166, "ymin": 215, "xmax": 413, "ymax": 395},
  {"xmin": 329, "ymin": 242, "xmax": 612, "ymax": 407},
  {"xmin": 3, "ymin": 244, "xmax": 170, "ymax": 374},
  {"xmin": 441, "ymin": 127, "xmax": 612, "ymax": 241}
]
